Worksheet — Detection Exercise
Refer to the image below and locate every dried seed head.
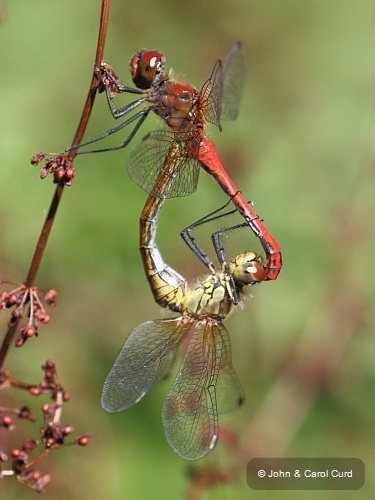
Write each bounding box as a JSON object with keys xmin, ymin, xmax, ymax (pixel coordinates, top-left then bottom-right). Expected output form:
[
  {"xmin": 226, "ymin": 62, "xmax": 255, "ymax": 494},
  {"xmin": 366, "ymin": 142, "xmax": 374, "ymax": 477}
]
[
  {"xmin": 30, "ymin": 152, "xmax": 46, "ymax": 165},
  {"xmin": 44, "ymin": 289, "xmax": 57, "ymax": 306}
]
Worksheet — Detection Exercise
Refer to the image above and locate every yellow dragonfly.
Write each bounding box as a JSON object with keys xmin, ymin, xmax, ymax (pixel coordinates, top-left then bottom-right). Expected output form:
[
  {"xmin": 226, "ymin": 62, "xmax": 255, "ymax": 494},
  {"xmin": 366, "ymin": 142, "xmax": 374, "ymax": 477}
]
[{"xmin": 101, "ymin": 247, "xmax": 265, "ymax": 460}]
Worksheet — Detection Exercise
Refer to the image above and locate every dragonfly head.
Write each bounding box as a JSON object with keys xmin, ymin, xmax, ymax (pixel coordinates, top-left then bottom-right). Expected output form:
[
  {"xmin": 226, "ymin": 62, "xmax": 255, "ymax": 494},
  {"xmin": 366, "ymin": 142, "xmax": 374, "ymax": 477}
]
[
  {"xmin": 228, "ymin": 252, "xmax": 266, "ymax": 286},
  {"xmin": 130, "ymin": 50, "xmax": 165, "ymax": 90}
]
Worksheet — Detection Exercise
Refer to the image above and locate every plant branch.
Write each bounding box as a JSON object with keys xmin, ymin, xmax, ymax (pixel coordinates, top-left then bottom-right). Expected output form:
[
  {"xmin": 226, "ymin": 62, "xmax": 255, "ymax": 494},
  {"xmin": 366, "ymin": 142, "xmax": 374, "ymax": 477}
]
[{"xmin": 0, "ymin": 0, "xmax": 111, "ymax": 368}]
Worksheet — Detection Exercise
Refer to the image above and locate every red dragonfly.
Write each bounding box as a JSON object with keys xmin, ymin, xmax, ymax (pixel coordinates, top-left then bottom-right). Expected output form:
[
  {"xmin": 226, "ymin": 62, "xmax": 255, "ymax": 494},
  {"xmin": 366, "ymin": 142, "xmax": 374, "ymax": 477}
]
[{"xmin": 74, "ymin": 42, "xmax": 282, "ymax": 280}]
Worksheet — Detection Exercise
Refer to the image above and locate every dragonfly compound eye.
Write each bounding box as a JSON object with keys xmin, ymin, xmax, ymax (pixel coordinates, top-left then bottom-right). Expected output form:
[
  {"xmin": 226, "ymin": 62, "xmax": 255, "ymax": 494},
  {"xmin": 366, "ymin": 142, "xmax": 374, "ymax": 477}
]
[
  {"xmin": 130, "ymin": 50, "xmax": 165, "ymax": 89},
  {"xmin": 229, "ymin": 252, "xmax": 266, "ymax": 285}
]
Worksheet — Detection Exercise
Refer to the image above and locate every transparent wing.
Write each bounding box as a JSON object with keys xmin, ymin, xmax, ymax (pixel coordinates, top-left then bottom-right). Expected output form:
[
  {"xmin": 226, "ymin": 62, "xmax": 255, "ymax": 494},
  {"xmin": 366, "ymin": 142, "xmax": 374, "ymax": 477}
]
[
  {"xmin": 215, "ymin": 322, "xmax": 245, "ymax": 414},
  {"xmin": 220, "ymin": 40, "xmax": 246, "ymax": 121},
  {"xmin": 162, "ymin": 320, "xmax": 224, "ymax": 461},
  {"xmin": 127, "ymin": 130, "xmax": 200, "ymax": 198},
  {"xmin": 200, "ymin": 60, "xmax": 223, "ymax": 130},
  {"xmin": 157, "ymin": 346, "xmax": 178, "ymax": 382},
  {"xmin": 101, "ymin": 318, "xmax": 187, "ymax": 413},
  {"xmin": 200, "ymin": 41, "xmax": 246, "ymax": 128}
]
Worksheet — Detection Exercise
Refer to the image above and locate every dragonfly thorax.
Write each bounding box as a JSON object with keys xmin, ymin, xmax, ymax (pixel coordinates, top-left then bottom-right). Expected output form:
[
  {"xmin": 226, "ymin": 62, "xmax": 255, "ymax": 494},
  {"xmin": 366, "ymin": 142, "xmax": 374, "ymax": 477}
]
[
  {"xmin": 182, "ymin": 273, "xmax": 233, "ymax": 318},
  {"xmin": 151, "ymin": 80, "xmax": 203, "ymax": 134}
]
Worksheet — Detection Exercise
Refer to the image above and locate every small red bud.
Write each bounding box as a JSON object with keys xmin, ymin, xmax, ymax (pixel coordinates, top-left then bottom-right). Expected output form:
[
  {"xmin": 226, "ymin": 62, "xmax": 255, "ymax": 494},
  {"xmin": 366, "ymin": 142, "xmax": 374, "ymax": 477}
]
[
  {"xmin": 1, "ymin": 416, "xmax": 14, "ymax": 429},
  {"xmin": 44, "ymin": 370, "xmax": 54, "ymax": 380},
  {"xmin": 76, "ymin": 436, "xmax": 90, "ymax": 446},
  {"xmin": 25, "ymin": 327, "xmax": 35, "ymax": 338},
  {"xmin": 29, "ymin": 386, "xmax": 41, "ymax": 396},
  {"xmin": 62, "ymin": 425, "xmax": 74, "ymax": 435},
  {"xmin": 54, "ymin": 168, "xmax": 64, "ymax": 181},
  {"xmin": 41, "ymin": 404, "xmax": 50, "ymax": 415},
  {"xmin": 65, "ymin": 167, "xmax": 75, "ymax": 179},
  {"xmin": 12, "ymin": 308, "xmax": 22, "ymax": 318},
  {"xmin": 7, "ymin": 294, "xmax": 18, "ymax": 305}
]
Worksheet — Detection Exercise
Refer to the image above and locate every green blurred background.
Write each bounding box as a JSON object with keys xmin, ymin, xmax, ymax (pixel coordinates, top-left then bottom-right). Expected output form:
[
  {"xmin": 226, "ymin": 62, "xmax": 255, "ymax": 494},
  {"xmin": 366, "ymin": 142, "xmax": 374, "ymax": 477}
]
[{"xmin": 1, "ymin": 1, "xmax": 375, "ymax": 499}]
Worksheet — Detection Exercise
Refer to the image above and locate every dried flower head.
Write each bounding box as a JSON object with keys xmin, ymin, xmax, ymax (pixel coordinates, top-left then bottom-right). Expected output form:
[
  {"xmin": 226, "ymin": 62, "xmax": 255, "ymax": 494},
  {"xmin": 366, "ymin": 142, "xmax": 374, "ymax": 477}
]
[
  {"xmin": 33, "ymin": 153, "xmax": 76, "ymax": 185},
  {"xmin": 0, "ymin": 282, "xmax": 57, "ymax": 347},
  {"xmin": 0, "ymin": 362, "xmax": 92, "ymax": 492}
]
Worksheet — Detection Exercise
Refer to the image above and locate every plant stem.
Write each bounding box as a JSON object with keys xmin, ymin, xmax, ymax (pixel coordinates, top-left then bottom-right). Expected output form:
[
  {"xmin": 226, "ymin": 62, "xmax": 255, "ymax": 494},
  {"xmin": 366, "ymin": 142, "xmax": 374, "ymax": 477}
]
[{"xmin": 0, "ymin": 0, "xmax": 111, "ymax": 368}]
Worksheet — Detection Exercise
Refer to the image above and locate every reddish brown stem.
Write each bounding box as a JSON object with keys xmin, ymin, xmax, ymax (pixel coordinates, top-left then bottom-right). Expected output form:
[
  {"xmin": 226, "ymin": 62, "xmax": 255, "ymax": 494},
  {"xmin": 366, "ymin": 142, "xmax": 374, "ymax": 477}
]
[
  {"xmin": 20, "ymin": 448, "xmax": 50, "ymax": 473},
  {"xmin": 0, "ymin": 0, "xmax": 111, "ymax": 368}
]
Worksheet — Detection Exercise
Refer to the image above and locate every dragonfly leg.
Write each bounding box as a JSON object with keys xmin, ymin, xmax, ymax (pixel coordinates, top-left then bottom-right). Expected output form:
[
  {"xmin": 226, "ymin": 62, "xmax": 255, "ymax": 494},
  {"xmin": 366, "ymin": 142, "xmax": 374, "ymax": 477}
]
[
  {"xmin": 103, "ymin": 77, "xmax": 147, "ymax": 119},
  {"xmin": 181, "ymin": 201, "xmax": 258, "ymax": 305},
  {"xmin": 180, "ymin": 197, "xmax": 241, "ymax": 271},
  {"xmin": 64, "ymin": 63, "xmax": 151, "ymax": 154},
  {"xmin": 66, "ymin": 107, "xmax": 151, "ymax": 154},
  {"xmin": 180, "ymin": 226, "xmax": 215, "ymax": 272},
  {"xmin": 211, "ymin": 222, "xmax": 249, "ymax": 266},
  {"xmin": 98, "ymin": 62, "xmax": 144, "ymax": 99}
]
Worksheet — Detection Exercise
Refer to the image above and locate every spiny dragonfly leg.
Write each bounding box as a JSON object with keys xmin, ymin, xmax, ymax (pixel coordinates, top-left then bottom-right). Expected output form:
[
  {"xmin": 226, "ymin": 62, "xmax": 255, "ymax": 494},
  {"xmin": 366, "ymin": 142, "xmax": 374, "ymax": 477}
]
[
  {"xmin": 181, "ymin": 199, "xmax": 252, "ymax": 305},
  {"xmin": 98, "ymin": 62, "xmax": 144, "ymax": 98},
  {"xmin": 100, "ymin": 67, "xmax": 145, "ymax": 119},
  {"xmin": 180, "ymin": 197, "xmax": 237, "ymax": 271},
  {"xmin": 66, "ymin": 106, "xmax": 151, "ymax": 155},
  {"xmin": 65, "ymin": 64, "xmax": 151, "ymax": 154},
  {"xmin": 181, "ymin": 196, "xmax": 271, "ymax": 303}
]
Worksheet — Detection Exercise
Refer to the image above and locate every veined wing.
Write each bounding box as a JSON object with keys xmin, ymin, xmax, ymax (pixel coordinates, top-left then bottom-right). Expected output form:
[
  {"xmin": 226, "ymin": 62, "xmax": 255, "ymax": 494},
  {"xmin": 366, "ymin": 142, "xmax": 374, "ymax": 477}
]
[
  {"xmin": 221, "ymin": 40, "xmax": 246, "ymax": 121},
  {"xmin": 157, "ymin": 346, "xmax": 178, "ymax": 382},
  {"xmin": 162, "ymin": 320, "xmax": 223, "ymax": 461},
  {"xmin": 215, "ymin": 322, "xmax": 245, "ymax": 414},
  {"xmin": 101, "ymin": 318, "xmax": 187, "ymax": 413},
  {"xmin": 127, "ymin": 130, "xmax": 200, "ymax": 198},
  {"xmin": 200, "ymin": 59, "xmax": 223, "ymax": 130},
  {"xmin": 200, "ymin": 41, "xmax": 245, "ymax": 129}
]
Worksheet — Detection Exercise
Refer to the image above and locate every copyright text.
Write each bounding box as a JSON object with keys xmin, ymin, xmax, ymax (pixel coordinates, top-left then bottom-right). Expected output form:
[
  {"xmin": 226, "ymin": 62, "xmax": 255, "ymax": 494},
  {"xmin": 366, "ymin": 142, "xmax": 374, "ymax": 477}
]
[{"xmin": 247, "ymin": 458, "xmax": 365, "ymax": 490}]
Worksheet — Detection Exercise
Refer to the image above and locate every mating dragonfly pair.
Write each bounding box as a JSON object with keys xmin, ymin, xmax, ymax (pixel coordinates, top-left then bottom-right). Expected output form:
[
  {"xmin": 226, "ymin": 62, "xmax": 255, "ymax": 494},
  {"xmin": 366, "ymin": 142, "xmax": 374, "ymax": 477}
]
[{"xmin": 55, "ymin": 42, "xmax": 282, "ymax": 460}]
